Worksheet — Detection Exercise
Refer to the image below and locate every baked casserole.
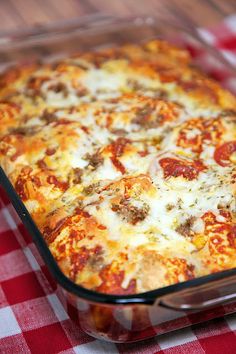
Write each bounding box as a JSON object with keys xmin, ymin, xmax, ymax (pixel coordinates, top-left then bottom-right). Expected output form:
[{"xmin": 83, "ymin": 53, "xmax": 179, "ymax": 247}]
[{"xmin": 0, "ymin": 40, "xmax": 235, "ymax": 294}]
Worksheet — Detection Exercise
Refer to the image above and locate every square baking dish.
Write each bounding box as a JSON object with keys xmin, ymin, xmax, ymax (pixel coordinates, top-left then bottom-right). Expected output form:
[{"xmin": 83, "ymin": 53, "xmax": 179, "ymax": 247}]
[{"xmin": 0, "ymin": 13, "xmax": 236, "ymax": 343}]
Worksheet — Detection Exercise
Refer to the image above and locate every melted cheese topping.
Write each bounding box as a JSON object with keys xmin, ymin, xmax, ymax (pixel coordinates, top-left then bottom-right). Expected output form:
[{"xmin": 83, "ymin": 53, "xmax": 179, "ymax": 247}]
[{"xmin": 0, "ymin": 40, "xmax": 235, "ymax": 295}]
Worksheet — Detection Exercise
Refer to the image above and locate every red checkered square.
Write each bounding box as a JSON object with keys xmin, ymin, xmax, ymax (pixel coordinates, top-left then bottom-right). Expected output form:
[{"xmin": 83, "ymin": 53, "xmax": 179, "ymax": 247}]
[
  {"xmin": 158, "ymin": 341, "xmax": 203, "ymax": 354},
  {"xmin": 0, "ymin": 285, "xmax": 8, "ymax": 309},
  {"xmin": 40, "ymin": 264, "xmax": 58, "ymax": 291},
  {"xmin": 1, "ymin": 272, "xmax": 45, "ymax": 305},
  {"xmin": 34, "ymin": 269, "xmax": 55, "ymax": 295},
  {"xmin": 23, "ymin": 322, "xmax": 72, "ymax": 354},
  {"xmin": 199, "ymin": 331, "xmax": 236, "ymax": 354},
  {"xmin": 17, "ymin": 223, "xmax": 33, "ymax": 245},
  {"xmin": 0, "ymin": 187, "xmax": 12, "ymax": 206},
  {"xmin": 0, "ymin": 230, "xmax": 21, "ymax": 256}
]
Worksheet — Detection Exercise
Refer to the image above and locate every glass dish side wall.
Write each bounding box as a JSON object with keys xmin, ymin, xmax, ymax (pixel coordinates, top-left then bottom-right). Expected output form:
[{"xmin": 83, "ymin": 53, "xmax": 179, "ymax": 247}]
[{"xmin": 58, "ymin": 286, "xmax": 236, "ymax": 342}]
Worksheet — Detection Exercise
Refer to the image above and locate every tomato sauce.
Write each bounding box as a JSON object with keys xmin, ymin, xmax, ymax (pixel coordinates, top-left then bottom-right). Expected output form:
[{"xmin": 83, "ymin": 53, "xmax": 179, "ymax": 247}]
[{"xmin": 159, "ymin": 157, "xmax": 205, "ymax": 180}]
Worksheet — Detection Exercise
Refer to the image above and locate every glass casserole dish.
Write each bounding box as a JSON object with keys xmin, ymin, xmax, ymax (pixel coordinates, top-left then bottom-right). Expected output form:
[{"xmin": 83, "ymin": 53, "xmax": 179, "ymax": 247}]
[{"xmin": 0, "ymin": 13, "xmax": 236, "ymax": 343}]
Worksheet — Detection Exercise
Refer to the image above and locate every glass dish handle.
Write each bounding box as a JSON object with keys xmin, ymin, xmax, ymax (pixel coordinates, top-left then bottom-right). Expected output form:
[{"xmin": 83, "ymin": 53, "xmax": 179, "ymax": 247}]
[{"xmin": 158, "ymin": 274, "xmax": 236, "ymax": 311}]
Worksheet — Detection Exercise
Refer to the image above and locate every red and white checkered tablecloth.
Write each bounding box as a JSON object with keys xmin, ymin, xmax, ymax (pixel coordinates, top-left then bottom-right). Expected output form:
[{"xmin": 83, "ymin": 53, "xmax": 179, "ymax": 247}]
[{"xmin": 1, "ymin": 14, "xmax": 236, "ymax": 354}]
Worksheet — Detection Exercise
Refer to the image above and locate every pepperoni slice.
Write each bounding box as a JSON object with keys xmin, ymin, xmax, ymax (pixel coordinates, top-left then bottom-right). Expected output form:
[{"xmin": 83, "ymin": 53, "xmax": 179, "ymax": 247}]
[
  {"xmin": 214, "ymin": 141, "xmax": 236, "ymax": 167},
  {"xmin": 159, "ymin": 157, "xmax": 206, "ymax": 180}
]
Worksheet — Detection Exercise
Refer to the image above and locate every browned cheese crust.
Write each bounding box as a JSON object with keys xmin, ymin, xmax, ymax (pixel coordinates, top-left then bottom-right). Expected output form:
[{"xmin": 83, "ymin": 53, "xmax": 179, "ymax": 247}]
[{"xmin": 0, "ymin": 40, "xmax": 235, "ymax": 294}]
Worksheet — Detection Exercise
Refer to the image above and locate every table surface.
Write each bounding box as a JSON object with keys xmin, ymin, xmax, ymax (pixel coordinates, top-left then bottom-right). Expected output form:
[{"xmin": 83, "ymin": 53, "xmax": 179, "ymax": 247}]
[{"xmin": 0, "ymin": 0, "xmax": 236, "ymax": 32}]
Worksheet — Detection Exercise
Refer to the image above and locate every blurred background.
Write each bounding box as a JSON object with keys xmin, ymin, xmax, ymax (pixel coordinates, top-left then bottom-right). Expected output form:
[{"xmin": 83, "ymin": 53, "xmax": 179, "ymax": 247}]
[{"xmin": 0, "ymin": 0, "xmax": 236, "ymax": 32}]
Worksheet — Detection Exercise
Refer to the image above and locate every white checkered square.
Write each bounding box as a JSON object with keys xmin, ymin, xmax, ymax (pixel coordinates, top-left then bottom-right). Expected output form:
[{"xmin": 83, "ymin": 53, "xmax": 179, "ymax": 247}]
[
  {"xmin": 23, "ymin": 247, "xmax": 41, "ymax": 271},
  {"xmin": 74, "ymin": 340, "xmax": 119, "ymax": 354},
  {"xmin": 47, "ymin": 294, "xmax": 69, "ymax": 322},
  {"xmin": 0, "ymin": 208, "xmax": 14, "ymax": 233},
  {"xmin": 197, "ymin": 28, "xmax": 216, "ymax": 45},
  {"xmin": 157, "ymin": 327, "xmax": 197, "ymax": 350},
  {"xmin": 226, "ymin": 313, "xmax": 236, "ymax": 331},
  {"xmin": 225, "ymin": 14, "xmax": 236, "ymax": 33},
  {"xmin": 1, "ymin": 206, "xmax": 20, "ymax": 231},
  {"xmin": 222, "ymin": 50, "xmax": 236, "ymax": 66},
  {"xmin": 27, "ymin": 243, "xmax": 46, "ymax": 267},
  {"xmin": 0, "ymin": 306, "xmax": 21, "ymax": 339}
]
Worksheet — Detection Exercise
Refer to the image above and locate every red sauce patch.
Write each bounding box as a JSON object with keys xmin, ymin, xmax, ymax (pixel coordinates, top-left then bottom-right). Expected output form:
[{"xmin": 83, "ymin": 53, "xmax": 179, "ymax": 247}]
[
  {"xmin": 214, "ymin": 141, "xmax": 236, "ymax": 167},
  {"xmin": 0, "ymin": 134, "xmax": 24, "ymax": 161},
  {"xmin": 110, "ymin": 157, "xmax": 126, "ymax": 174},
  {"xmin": 0, "ymin": 67, "xmax": 20, "ymax": 87},
  {"xmin": 46, "ymin": 147, "xmax": 57, "ymax": 156},
  {"xmin": 54, "ymin": 119, "xmax": 72, "ymax": 126},
  {"xmin": 47, "ymin": 175, "xmax": 69, "ymax": 191},
  {"xmin": 14, "ymin": 167, "xmax": 32, "ymax": 201},
  {"xmin": 96, "ymin": 262, "xmax": 136, "ymax": 295},
  {"xmin": 75, "ymin": 208, "xmax": 90, "ymax": 218},
  {"xmin": 109, "ymin": 138, "xmax": 130, "ymax": 174},
  {"xmin": 43, "ymin": 209, "xmax": 89, "ymax": 245},
  {"xmin": 167, "ymin": 258, "xmax": 195, "ymax": 282},
  {"xmin": 159, "ymin": 157, "xmax": 206, "ymax": 180},
  {"xmin": 31, "ymin": 175, "xmax": 41, "ymax": 188},
  {"xmin": 138, "ymin": 150, "xmax": 149, "ymax": 157},
  {"xmin": 81, "ymin": 126, "xmax": 89, "ymax": 134},
  {"xmin": 177, "ymin": 118, "xmax": 223, "ymax": 154},
  {"xmin": 10, "ymin": 149, "xmax": 24, "ymax": 162},
  {"xmin": 203, "ymin": 211, "xmax": 231, "ymax": 227},
  {"xmin": 70, "ymin": 245, "xmax": 102, "ymax": 280},
  {"xmin": 15, "ymin": 176, "xmax": 28, "ymax": 201},
  {"xmin": 37, "ymin": 159, "xmax": 48, "ymax": 169},
  {"xmin": 227, "ymin": 226, "xmax": 236, "ymax": 248},
  {"xmin": 179, "ymin": 80, "xmax": 218, "ymax": 103},
  {"xmin": 97, "ymin": 224, "xmax": 107, "ymax": 230},
  {"xmin": 27, "ymin": 76, "xmax": 49, "ymax": 91},
  {"xmin": 0, "ymin": 102, "xmax": 20, "ymax": 121},
  {"xmin": 202, "ymin": 211, "xmax": 235, "ymax": 255}
]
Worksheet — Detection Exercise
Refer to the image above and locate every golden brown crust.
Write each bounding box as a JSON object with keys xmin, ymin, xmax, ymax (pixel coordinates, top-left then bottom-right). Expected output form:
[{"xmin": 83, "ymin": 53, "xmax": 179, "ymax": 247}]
[{"xmin": 0, "ymin": 40, "xmax": 235, "ymax": 294}]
